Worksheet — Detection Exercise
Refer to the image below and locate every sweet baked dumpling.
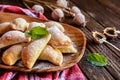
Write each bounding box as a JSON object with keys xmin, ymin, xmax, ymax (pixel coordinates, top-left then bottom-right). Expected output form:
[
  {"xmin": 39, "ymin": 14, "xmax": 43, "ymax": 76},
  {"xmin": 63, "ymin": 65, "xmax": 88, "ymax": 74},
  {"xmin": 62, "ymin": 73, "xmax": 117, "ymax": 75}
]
[
  {"xmin": 59, "ymin": 43, "xmax": 78, "ymax": 54},
  {"xmin": 2, "ymin": 44, "xmax": 23, "ymax": 65},
  {"xmin": 47, "ymin": 27, "xmax": 71, "ymax": 48},
  {"xmin": 0, "ymin": 30, "xmax": 31, "ymax": 49},
  {"xmin": 9, "ymin": 18, "xmax": 29, "ymax": 32},
  {"xmin": 0, "ymin": 22, "xmax": 11, "ymax": 35},
  {"xmin": 27, "ymin": 22, "xmax": 45, "ymax": 31},
  {"xmin": 45, "ymin": 21, "xmax": 65, "ymax": 32},
  {"xmin": 21, "ymin": 34, "xmax": 51, "ymax": 69},
  {"xmin": 39, "ymin": 45, "xmax": 63, "ymax": 66}
]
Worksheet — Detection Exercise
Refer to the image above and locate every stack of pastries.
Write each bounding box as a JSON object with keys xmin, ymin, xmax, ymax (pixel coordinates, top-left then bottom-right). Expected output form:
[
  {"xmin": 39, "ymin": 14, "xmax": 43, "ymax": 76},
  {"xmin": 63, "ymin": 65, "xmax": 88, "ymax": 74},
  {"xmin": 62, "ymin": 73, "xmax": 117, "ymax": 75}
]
[{"xmin": 0, "ymin": 18, "xmax": 78, "ymax": 69}]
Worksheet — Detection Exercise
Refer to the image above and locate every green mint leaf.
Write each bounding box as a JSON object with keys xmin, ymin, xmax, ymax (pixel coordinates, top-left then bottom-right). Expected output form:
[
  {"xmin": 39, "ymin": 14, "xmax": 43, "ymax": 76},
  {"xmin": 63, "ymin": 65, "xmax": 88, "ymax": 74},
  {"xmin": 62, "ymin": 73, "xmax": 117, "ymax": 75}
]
[
  {"xmin": 86, "ymin": 53, "xmax": 108, "ymax": 66},
  {"xmin": 25, "ymin": 26, "xmax": 49, "ymax": 39},
  {"xmin": 31, "ymin": 34, "xmax": 44, "ymax": 39}
]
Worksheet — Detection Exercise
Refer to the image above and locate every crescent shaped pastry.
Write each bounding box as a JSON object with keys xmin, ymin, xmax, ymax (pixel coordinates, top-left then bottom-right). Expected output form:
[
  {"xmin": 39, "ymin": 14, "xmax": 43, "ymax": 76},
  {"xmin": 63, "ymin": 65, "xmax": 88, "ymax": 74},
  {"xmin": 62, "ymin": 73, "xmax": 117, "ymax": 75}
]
[
  {"xmin": 47, "ymin": 27, "xmax": 71, "ymax": 48},
  {"xmin": 2, "ymin": 44, "xmax": 23, "ymax": 65},
  {"xmin": 39, "ymin": 45, "xmax": 63, "ymax": 66},
  {"xmin": 9, "ymin": 18, "xmax": 29, "ymax": 32},
  {"xmin": 59, "ymin": 43, "xmax": 78, "ymax": 54},
  {"xmin": 45, "ymin": 21, "xmax": 65, "ymax": 32},
  {"xmin": 0, "ymin": 22, "xmax": 11, "ymax": 35},
  {"xmin": 27, "ymin": 22, "xmax": 45, "ymax": 31},
  {"xmin": 21, "ymin": 34, "xmax": 51, "ymax": 69},
  {"xmin": 0, "ymin": 30, "xmax": 31, "ymax": 49}
]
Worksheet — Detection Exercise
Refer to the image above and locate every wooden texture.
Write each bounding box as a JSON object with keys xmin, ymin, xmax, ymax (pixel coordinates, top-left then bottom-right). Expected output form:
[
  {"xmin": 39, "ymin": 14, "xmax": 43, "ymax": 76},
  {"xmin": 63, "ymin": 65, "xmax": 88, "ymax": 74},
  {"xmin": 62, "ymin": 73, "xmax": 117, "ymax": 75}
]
[
  {"xmin": 0, "ymin": 12, "xmax": 86, "ymax": 73},
  {"xmin": 0, "ymin": 0, "xmax": 120, "ymax": 80},
  {"xmin": 70, "ymin": 0, "xmax": 120, "ymax": 79}
]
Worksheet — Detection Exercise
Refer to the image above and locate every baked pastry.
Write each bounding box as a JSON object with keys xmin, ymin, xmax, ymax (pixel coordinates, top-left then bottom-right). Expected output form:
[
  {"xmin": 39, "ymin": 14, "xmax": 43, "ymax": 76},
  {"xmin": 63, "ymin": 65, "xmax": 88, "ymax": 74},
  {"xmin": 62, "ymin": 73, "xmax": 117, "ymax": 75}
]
[
  {"xmin": 27, "ymin": 22, "xmax": 45, "ymax": 31},
  {"xmin": 21, "ymin": 34, "xmax": 51, "ymax": 69},
  {"xmin": 0, "ymin": 22, "xmax": 11, "ymax": 35},
  {"xmin": 45, "ymin": 21, "xmax": 65, "ymax": 32},
  {"xmin": 0, "ymin": 30, "xmax": 31, "ymax": 49},
  {"xmin": 47, "ymin": 27, "xmax": 71, "ymax": 48},
  {"xmin": 2, "ymin": 44, "xmax": 23, "ymax": 65},
  {"xmin": 59, "ymin": 43, "xmax": 78, "ymax": 53},
  {"xmin": 9, "ymin": 18, "xmax": 29, "ymax": 32},
  {"xmin": 39, "ymin": 45, "xmax": 63, "ymax": 66}
]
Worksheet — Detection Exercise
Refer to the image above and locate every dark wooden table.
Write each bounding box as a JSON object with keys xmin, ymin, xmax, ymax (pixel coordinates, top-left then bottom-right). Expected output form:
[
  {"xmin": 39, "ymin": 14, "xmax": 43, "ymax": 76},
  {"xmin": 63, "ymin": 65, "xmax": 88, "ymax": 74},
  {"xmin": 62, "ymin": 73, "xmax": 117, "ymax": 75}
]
[{"xmin": 0, "ymin": 0, "xmax": 120, "ymax": 80}]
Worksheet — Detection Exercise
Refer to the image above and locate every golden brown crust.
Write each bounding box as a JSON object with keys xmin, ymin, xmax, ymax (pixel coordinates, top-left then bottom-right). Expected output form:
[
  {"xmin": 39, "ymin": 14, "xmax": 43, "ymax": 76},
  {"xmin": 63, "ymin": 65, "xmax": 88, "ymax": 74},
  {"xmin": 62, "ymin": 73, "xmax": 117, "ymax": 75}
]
[
  {"xmin": 45, "ymin": 21, "xmax": 65, "ymax": 32},
  {"xmin": 21, "ymin": 34, "xmax": 51, "ymax": 69},
  {"xmin": 0, "ymin": 30, "xmax": 31, "ymax": 49},
  {"xmin": 58, "ymin": 43, "xmax": 78, "ymax": 54},
  {"xmin": 48, "ymin": 27, "xmax": 71, "ymax": 48},
  {"xmin": 2, "ymin": 44, "xmax": 23, "ymax": 65},
  {"xmin": 27, "ymin": 22, "xmax": 45, "ymax": 31},
  {"xmin": 9, "ymin": 18, "xmax": 29, "ymax": 32},
  {"xmin": 0, "ymin": 22, "xmax": 11, "ymax": 35},
  {"xmin": 39, "ymin": 45, "xmax": 63, "ymax": 66}
]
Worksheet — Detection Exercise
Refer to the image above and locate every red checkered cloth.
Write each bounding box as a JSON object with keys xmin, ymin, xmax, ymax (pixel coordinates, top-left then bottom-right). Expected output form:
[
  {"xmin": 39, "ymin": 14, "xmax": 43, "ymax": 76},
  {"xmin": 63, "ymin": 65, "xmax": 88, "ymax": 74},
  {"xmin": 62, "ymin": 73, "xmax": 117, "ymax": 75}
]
[{"xmin": 0, "ymin": 5, "xmax": 85, "ymax": 80}]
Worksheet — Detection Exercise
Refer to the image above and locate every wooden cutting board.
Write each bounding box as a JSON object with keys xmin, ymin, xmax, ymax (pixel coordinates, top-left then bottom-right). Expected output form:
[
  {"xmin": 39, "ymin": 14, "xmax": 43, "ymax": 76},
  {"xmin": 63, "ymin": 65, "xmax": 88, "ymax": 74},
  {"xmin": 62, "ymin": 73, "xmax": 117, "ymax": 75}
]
[{"xmin": 0, "ymin": 12, "xmax": 86, "ymax": 73}]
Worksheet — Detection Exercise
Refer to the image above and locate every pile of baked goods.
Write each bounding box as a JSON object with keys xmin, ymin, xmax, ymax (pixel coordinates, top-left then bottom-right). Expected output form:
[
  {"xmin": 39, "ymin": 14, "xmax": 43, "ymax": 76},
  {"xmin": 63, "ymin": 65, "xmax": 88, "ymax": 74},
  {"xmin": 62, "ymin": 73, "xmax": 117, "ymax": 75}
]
[{"xmin": 0, "ymin": 18, "xmax": 77, "ymax": 69}]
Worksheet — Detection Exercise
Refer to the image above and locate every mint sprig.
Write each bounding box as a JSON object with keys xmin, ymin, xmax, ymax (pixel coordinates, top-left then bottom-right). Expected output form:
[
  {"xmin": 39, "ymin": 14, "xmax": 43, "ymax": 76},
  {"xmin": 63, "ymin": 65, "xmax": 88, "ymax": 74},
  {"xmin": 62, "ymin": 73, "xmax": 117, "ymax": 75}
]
[
  {"xmin": 25, "ymin": 26, "xmax": 49, "ymax": 39},
  {"xmin": 86, "ymin": 53, "xmax": 108, "ymax": 66}
]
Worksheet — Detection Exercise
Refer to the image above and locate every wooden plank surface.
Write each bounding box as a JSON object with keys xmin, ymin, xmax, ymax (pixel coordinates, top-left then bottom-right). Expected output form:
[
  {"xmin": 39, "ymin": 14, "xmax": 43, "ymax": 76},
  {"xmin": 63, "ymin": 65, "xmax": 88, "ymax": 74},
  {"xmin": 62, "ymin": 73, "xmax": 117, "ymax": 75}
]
[
  {"xmin": 70, "ymin": 0, "xmax": 120, "ymax": 80},
  {"xmin": 0, "ymin": 0, "xmax": 120, "ymax": 80}
]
